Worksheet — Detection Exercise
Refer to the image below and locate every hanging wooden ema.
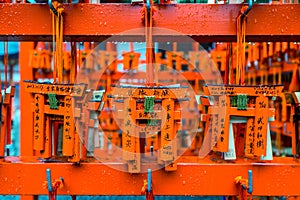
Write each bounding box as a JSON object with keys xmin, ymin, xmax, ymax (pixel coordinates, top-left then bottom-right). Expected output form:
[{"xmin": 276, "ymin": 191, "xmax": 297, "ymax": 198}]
[
  {"xmin": 23, "ymin": 81, "xmax": 87, "ymax": 161},
  {"xmin": 23, "ymin": 2, "xmax": 105, "ymax": 163},
  {"xmin": 201, "ymin": 1, "xmax": 283, "ymax": 160},
  {"xmin": 109, "ymin": 0, "xmax": 188, "ymax": 172},
  {"xmin": 203, "ymin": 85, "xmax": 283, "ymax": 160}
]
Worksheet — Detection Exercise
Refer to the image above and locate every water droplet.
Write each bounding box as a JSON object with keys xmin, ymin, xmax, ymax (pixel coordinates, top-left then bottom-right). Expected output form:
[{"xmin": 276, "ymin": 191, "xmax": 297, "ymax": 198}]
[
  {"xmin": 182, "ymin": 180, "xmax": 186, "ymax": 185},
  {"xmin": 281, "ymin": 29, "xmax": 284, "ymax": 33}
]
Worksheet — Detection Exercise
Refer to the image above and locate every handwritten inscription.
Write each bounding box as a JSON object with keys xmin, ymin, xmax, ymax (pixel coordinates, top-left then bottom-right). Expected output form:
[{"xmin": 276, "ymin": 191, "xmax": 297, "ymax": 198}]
[
  {"xmin": 34, "ymin": 95, "xmax": 40, "ymax": 141},
  {"xmin": 246, "ymin": 118, "xmax": 255, "ymax": 156},
  {"xmin": 160, "ymin": 99, "xmax": 174, "ymax": 161},
  {"xmin": 253, "ymin": 96, "xmax": 268, "ymax": 156},
  {"xmin": 122, "ymin": 99, "xmax": 136, "ymax": 160},
  {"xmin": 111, "ymin": 87, "xmax": 187, "ymax": 99},
  {"xmin": 33, "ymin": 94, "xmax": 45, "ymax": 151},
  {"xmin": 64, "ymin": 96, "xmax": 72, "ymax": 141},
  {"xmin": 206, "ymin": 85, "xmax": 283, "ymax": 96},
  {"xmin": 24, "ymin": 82, "xmax": 86, "ymax": 97}
]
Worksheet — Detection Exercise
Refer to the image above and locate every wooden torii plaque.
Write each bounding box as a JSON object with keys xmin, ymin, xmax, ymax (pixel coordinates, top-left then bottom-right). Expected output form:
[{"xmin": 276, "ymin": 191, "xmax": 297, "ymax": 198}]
[{"xmin": 201, "ymin": 84, "xmax": 283, "ymax": 160}]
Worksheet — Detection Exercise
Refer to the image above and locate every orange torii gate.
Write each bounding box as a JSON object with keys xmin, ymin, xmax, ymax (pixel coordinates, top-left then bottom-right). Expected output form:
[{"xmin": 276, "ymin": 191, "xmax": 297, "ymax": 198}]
[
  {"xmin": 109, "ymin": 85, "xmax": 188, "ymax": 173},
  {"xmin": 201, "ymin": 84, "xmax": 283, "ymax": 160},
  {"xmin": 23, "ymin": 81, "xmax": 91, "ymax": 162}
]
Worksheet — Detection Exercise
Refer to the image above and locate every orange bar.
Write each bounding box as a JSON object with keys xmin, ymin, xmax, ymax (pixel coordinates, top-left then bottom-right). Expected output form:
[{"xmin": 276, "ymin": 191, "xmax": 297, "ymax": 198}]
[
  {"xmin": 20, "ymin": 42, "xmax": 35, "ymax": 158},
  {"xmin": 20, "ymin": 196, "xmax": 36, "ymax": 200},
  {"xmin": 1, "ymin": 159, "xmax": 300, "ymax": 195},
  {"xmin": 1, "ymin": 4, "xmax": 300, "ymax": 42}
]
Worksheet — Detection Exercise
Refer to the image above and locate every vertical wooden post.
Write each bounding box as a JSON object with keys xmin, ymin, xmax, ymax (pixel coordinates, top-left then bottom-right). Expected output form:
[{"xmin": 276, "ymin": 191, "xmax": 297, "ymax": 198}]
[
  {"xmin": 20, "ymin": 42, "xmax": 35, "ymax": 200},
  {"xmin": 20, "ymin": 42, "xmax": 35, "ymax": 158}
]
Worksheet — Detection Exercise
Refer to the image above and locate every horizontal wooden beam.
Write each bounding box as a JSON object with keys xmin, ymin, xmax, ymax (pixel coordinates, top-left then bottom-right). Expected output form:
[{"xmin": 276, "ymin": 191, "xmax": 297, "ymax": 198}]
[
  {"xmin": 1, "ymin": 157, "xmax": 300, "ymax": 196},
  {"xmin": 0, "ymin": 4, "xmax": 299, "ymax": 42}
]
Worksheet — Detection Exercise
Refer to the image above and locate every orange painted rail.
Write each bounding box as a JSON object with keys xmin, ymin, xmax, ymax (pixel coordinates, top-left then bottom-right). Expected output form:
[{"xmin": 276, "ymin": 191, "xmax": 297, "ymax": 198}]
[
  {"xmin": 1, "ymin": 157, "xmax": 300, "ymax": 196},
  {"xmin": 0, "ymin": 4, "xmax": 299, "ymax": 42}
]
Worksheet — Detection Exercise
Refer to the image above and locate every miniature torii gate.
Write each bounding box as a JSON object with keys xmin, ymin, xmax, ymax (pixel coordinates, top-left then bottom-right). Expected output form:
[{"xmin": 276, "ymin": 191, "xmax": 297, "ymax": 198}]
[
  {"xmin": 110, "ymin": 85, "xmax": 187, "ymax": 173},
  {"xmin": 202, "ymin": 84, "xmax": 283, "ymax": 160},
  {"xmin": 23, "ymin": 81, "xmax": 90, "ymax": 162}
]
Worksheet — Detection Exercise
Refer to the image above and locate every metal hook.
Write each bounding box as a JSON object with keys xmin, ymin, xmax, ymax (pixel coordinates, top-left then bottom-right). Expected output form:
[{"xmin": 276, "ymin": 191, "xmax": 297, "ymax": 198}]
[
  {"xmin": 147, "ymin": 168, "xmax": 152, "ymax": 192},
  {"xmin": 241, "ymin": 0, "xmax": 253, "ymax": 18},
  {"xmin": 46, "ymin": 168, "xmax": 64, "ymax": 192},
  {"xmin": 46, "ymin": 168, "xmax": 53, "ymax": 193},
  {"xmin": 247, "ymin": 170, "xmax": 253, "ymax": 194},
  {"xmin": 48, "ymin": 0, "xmax": 58, "ymax": 16}
]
